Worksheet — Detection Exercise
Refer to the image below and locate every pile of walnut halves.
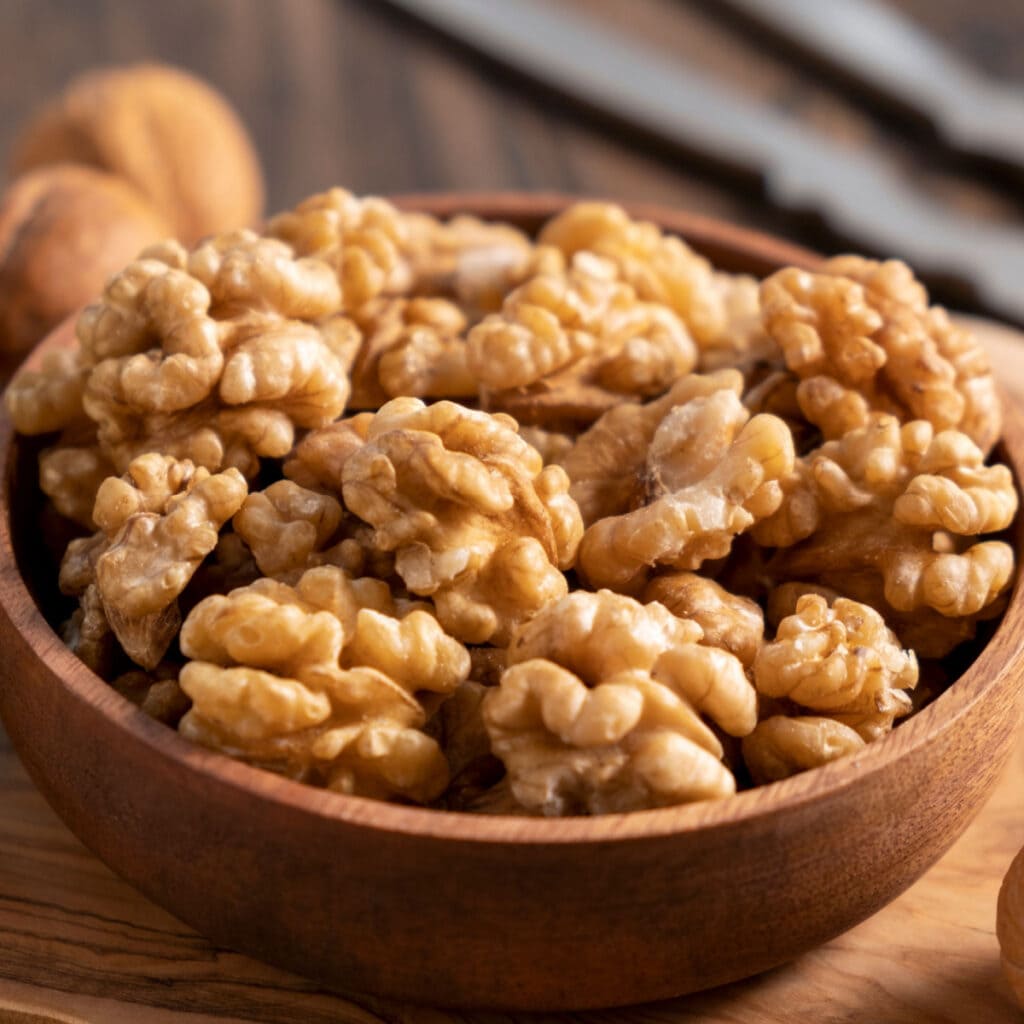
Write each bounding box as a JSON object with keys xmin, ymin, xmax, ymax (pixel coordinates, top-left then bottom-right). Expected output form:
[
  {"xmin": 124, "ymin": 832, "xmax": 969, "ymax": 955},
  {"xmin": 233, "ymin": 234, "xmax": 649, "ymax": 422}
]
[{"xmin": 6, "ymin": 191, "xmax": 1017, "ymax": 815}]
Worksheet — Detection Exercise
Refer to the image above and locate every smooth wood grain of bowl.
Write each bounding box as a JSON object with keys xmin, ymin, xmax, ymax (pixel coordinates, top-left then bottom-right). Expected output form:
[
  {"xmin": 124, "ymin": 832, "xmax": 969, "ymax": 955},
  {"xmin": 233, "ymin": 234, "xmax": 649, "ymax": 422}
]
[{"xmin": 1, "ymin": 194, "xmax": 1022, "ymax": 1012}]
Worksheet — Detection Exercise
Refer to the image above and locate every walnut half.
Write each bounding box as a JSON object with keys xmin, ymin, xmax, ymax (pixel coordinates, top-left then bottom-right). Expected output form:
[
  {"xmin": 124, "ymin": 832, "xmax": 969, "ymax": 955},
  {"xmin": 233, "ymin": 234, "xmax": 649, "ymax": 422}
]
[{"xmin": 483, "ymin": 591, "xmax": 756, "ymax": 814}]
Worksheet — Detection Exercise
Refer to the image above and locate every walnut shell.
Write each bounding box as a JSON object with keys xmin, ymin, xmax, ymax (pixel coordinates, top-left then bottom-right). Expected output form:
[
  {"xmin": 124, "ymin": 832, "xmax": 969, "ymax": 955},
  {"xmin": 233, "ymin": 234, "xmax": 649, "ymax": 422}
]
[
  {"xmin": 997, "ymin": 845, "xmax": 1024, "ymax": 1009},
  {"xmin": 0, "ymin": 164, "xmax": 170, "ymax": 365},
  {"xmin": 11, "ymin": 63, "xmax": 264, "ymax": 243}
]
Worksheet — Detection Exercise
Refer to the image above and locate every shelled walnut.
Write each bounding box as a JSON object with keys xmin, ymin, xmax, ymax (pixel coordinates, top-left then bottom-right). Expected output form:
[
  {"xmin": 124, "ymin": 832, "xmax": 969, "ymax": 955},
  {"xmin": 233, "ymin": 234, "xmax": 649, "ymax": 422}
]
[
  {"xmin": 575, "ymin": 376, "xmax": 794, "ymax": 592},
  {"xmin": 754, "ymin": 595, "xmax": 918, "ymax": 719},
  {"xmin": 761, "ymin": 256, "xmax": 999, "ymax": 452},
  {"xmin": 336, "ymin": 397, "xmax": 583, "ymax": 644},
  {"xmin": 60, "ymin": 453, "xmax": 247, "ymax": 670},
  {"xmin": 7, "ymin": 228, "xmax": 355, "ymax": 531},
  {"xmin": 178, "ymin": 567, "xmax": 467, "ymax": 801},
  {"xmin": 742, "ymin": 594, "xmax": 919, "ymax": 783},
  {"xmin": 538, "ymin": 202, "xmax": 725, "ymax": 346},
  {"xmin": 347, "ymin": 296, "xmax": 475, "ymax": 408},
  {"xmin": 482, "ymin": 591, "xmax": 756, "ymax": 814},
  {"xmin": 756, "ymin": 414, "xmax": 1016, "ymax": 639},
  {"xmin": 643, "ymin": 572, "xmax": 763, "ymax": 668},
  {"xmin": 467, "ymin": 250, "xmax": 698, "ymax": 426},
  {"xmin": 268, "ymin": 188, "xmax": 412, "ymax": 312}
]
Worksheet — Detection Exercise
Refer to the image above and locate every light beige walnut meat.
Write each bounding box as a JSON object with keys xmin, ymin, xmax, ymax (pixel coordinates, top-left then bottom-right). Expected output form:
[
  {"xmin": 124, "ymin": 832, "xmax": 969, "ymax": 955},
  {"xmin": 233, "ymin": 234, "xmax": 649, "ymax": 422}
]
[
  {"xmin": 96, "ymin": 458, "xmax": 247, "ymax": 667},
  {"xmin": 538, "ymin": 201, "xmax": 725, "ymax": 346},
  {"xmin": 283, "ymin": 414, "xmax": 373, "ymax": 493},
  {"xmin": 344, "ymin": 606, "xmax": 471, "ymax": 694},
  {"xmin": 38, "ymin": 435, "xmax": 116, "ymax": 529},
  {"xmin": 699, "ymin": 272, "xmax": 778, "ymax": 373},
  {"xmin": 517, "ymin": 425, "xmax": 574, "ymax": 467},
  {"xmin": 764, "ymin": 579, "xmax": 984, "ymax": 661},
  {"xmin": 759, "ymin": 414, "xmax": 1016, "ymax": 622},
  {"xmin": 8, "ymin": 187, "xmax": 1017, "ymax": 812},
  {"xmin": 483, "ymin": 591, "xmax": 756, "ymax": 815},
  {"xmin": 348, "ymin": 297, "xmax": 474, "ymax": 408},
  {"xmin": 742, "ymin": 716, "xmax": 866, "ymax": 785},
  {"xmin": 4, "ymin": 348, "xmax": 87, "ymax": 435},
  {"xmin": 401, "ymin": 211, "xmax": 540, "ymax": 314},
  {"xmin": 485, "ymin": 664, "xmax": 736, "ymax": 815},
  {"xmin": 507, "ymin": 589, "xmax": 700, "ymax": 676},
  {"xmin": 761, "ymin": 257, "xmax": 1000, "ymax": 452},
  {"xmin": 827, "ymin": 256, "xmax": 1000, "ymax": 453},
  {"xmin": 61, "ymin": 453, "xmax": 247, "ymax": 670},
  {"xmin": 233, "ymin": 480, "xmax": 344, "ymax": 577},
  {"xmin": 791, "ymin": 374, "xmax": 872, "ymax": 441},
  {"xmin": 76, "ymin": 232, "xmax": 350, "ymax": 476},
  {"xmin": 577, "ymin": 381, "xmax": 794, "ymax": 592},
  {"xmin": 178, "ymin": 567, "xmax": 468, "ymax": 801},
  {"xmin": 754, "ymin": 594, "xmax": 918, "ymax": 724},
  {"xmin": 561, "ymin": 369, "xmax": 743, "ymax": 526},
  {"xmin": 8, "ymin": 229, "xmax": 354, "ymax": 496},
  {"xmin": 468, "ymin": 251, "xmax": 697, "ymax": 426},
  {"xmin": 643, "ymin": 572, "xmax": 764, "ymax": 668},
  {"xmin": 267, "ymin": 188, "xmax": 412, "ymax": 311},
  {"xmin": 339, "ymin": 398, "xmax": 583, "ymax": 644}
]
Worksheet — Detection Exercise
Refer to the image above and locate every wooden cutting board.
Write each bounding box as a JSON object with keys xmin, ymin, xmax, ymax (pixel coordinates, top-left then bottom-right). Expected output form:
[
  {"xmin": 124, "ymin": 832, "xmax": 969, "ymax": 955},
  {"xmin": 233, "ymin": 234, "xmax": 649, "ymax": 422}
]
[{"xmin": 1, "ymin": 318, "xmax": 1023, "ymax": 1024}]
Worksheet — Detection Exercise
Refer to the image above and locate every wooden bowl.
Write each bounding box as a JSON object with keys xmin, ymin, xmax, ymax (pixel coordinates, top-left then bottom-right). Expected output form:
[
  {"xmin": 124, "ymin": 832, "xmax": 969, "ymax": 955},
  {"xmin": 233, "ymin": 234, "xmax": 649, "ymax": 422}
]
[{"xmin": 1, "ymin": 194, "xmax": 1022, "ymax": 1012}]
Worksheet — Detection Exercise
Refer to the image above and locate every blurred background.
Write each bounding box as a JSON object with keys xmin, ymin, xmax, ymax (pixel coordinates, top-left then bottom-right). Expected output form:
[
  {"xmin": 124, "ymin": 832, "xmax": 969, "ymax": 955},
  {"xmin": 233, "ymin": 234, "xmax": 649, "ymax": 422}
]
[{"xmin": 3, "ymin": 0, "xmax": 1024, "ymax": 318}]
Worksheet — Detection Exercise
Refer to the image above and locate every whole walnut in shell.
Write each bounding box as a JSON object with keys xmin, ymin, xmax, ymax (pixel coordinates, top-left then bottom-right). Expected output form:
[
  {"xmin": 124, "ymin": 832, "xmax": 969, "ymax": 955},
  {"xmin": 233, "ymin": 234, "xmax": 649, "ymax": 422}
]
[
  {"xmin": 11, "ymin": 63, "xmax": 264, "ymax": 243},
  {"xmin": 998, "ymin": 845, "xmax": 1024, "ymax": 1009},
  {"xmin": 0, "ymin": 164, "xmax": 170, "ymax": 367}
]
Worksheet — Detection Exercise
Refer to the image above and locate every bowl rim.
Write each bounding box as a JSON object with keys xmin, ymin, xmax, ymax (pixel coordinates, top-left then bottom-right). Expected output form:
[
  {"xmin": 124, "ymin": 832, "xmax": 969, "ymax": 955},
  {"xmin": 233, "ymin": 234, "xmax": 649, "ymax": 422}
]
[{"xmin": 2, "ymin": 190, "xmax": 1022, "ymax": 846}]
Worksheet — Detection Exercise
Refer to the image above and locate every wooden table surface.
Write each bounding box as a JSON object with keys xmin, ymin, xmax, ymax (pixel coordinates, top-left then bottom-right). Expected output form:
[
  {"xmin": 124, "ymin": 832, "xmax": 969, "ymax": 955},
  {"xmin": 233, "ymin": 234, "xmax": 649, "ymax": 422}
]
[{"xmin": 3, "ymin": 2, "xmax": 1024, "ymax": 1021}]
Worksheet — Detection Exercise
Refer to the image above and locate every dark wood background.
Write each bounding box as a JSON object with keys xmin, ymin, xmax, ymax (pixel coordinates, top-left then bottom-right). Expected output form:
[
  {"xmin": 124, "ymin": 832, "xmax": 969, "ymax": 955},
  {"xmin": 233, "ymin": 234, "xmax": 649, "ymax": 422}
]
[{"xmin": 3, "ymin": 0, "xmax": 1023, "ymax": 292}]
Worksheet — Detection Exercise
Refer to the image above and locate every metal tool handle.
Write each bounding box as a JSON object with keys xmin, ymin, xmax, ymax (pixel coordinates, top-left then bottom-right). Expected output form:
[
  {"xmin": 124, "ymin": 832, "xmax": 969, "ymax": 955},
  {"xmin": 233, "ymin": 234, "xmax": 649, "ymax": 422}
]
[
  {"xmin": 388, "ymin": 0, "xmax": 1024, "ymax": 322},
  {"xmin": 721, "ymin": 0, "xmax": 1024, "ymax": 171}
]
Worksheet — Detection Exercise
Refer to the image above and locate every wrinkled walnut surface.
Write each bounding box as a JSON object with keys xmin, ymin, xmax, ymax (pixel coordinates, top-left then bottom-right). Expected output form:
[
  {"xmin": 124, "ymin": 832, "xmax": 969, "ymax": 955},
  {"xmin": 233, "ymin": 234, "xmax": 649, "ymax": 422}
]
[
  {"xmin": 761, "ymin": 256, "xmax": 1000, "ymax": 452},
  {"xmin": 577, "ymin": 378, "xmax": 794, "ymax": 592},
  {"xmin": 757, "ymin": 414, "xmax": 1016, "ymax": 647},
  {"xmin": 179, "ymin": 566, "xmax": 467, "ymax": 801},
  {"xmin": 338, "ymin": 397, "xmax": 582, "ymax": 644},
  {"xmin": 483, "ymin": 591, "xmax": 755, "ymax": 815},
  {"xmin": 61, "ymin": 453, "xmax": 246, "ymax": 670},
  {"xmin": 9, "ymin": 190, "xmax": 1015, "ymax": 815},
  {"xmin": 742, "ymin": 716, "xmax": 866, "ymax": 785}
]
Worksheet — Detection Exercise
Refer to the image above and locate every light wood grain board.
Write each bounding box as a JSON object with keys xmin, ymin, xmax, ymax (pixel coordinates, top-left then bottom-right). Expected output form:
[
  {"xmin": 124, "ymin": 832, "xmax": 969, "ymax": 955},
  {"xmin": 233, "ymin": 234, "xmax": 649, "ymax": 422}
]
[
  {"xmin": 0, "ymin": 318, "xmax": 1022, "ymax": 1023},
  {"xmin": 0, "ymin": 724, "xmax": 1021, "ymax": 1024}
]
